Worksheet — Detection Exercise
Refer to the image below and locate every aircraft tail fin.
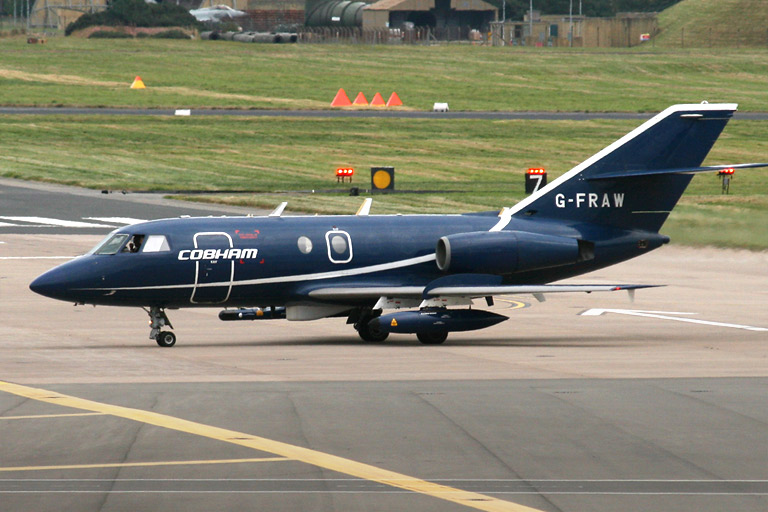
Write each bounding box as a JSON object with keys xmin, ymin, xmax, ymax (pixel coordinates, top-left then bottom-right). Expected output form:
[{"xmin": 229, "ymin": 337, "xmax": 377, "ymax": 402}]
[{"xmin": 506, "ymin": 103, "xmax": 759, "ymax": 233}]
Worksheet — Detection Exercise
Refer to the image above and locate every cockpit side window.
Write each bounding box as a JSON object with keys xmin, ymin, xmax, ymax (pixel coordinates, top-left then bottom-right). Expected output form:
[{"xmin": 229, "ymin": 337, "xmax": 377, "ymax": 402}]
[
  {"xmin": 142, "ymin": 235, "xmax": 171, "ymax": 253},
  {"xmin": 92, "ymin": 233, "xmax": 130, "ymax": 255},
  {"xmin": 122, "ymin": 234, "xmax": 145, "ymax": 253}
]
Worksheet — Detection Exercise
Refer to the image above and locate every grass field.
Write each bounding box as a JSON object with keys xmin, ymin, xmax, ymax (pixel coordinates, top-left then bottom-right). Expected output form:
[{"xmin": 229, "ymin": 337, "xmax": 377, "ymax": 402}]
[
  {"xmin": 1, "ymin": 114, "xmax": 766, "ymax": 249},
  {"xmin": 656, "ymin": 0, "xmax": 768, "ymax": 48},
  {"xmin": 1, "ymin": 37, "xmax": 767, "ymax": 248},
  {"xmin": 1, "ymin": 37, "xmax": 768, "ymax": 111}
]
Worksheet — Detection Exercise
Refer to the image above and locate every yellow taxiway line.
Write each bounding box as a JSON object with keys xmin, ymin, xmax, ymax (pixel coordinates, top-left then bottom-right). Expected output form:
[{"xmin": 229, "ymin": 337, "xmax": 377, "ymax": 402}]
[
  {"xmin": 0, "ymin": 380, "xmax": 544, "ymax": 512},
  {"xmin": 0, "ymin": 412, "xmax": 105, "ymax": 421},
  {"xmin": 0, "ymin": 457, "xmax": 288, "ymax": 472}
]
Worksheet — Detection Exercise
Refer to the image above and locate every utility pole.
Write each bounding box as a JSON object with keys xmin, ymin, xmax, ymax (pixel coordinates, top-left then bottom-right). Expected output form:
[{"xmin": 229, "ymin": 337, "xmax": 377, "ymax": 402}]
[
  {"xmin": 569, "ymin": 0, "xmax": 573, "ymax": 47},
  {"xmin": 529, "ymin": 0, "xmax": 533, "ymax": 44}
]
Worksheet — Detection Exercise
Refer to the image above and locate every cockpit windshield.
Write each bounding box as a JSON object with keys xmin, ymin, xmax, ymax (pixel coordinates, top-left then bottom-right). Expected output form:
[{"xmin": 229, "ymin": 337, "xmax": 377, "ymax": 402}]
[
  {"xmin": 88, "ymin": 232, "xmax": 171, "ymax": 255},
  {"xmin": 91, "ymin": 233, "xmax": 130, "ymax": 255}
]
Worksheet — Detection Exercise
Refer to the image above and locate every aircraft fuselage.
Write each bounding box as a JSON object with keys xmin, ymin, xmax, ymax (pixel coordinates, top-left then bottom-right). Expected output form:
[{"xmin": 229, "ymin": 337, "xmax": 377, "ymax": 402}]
[{"xmin": 31, "ymin": 213, "xmax": 660, "ymax": 310}]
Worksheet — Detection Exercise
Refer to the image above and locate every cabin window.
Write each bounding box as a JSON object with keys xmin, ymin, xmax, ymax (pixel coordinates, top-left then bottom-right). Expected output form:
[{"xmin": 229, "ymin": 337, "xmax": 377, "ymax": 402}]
[
  {"xmin": 297, "ymin": 236, "xmax": 313, "ymax": 254},
  {"xmin": 92, "ymin": 233, "xmax": 130, "ymax": 255},
  {"xmin": 142, "ymin": 235, "xmax": 171, "ymax": 253},
  {"xmin": 330, "ymin": 235, "xmax": 347, "ymax": 255},
  {"xmin": 122, "ymin": 234, "xmax": 145, "ymax": 253}
]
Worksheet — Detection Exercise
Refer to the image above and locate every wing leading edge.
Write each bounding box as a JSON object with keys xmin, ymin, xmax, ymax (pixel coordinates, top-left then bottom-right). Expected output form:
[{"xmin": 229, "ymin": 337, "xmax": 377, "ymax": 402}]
[{"xmin": 307, "ymin": 283, "xmax": 660, "ymax": 303}]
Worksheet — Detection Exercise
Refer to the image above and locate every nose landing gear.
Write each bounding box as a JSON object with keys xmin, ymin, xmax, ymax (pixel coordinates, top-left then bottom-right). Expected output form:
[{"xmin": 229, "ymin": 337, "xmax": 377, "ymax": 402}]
[{"xmin": 145, "ymin": 306, "xmax": 176, "ymax": 347}]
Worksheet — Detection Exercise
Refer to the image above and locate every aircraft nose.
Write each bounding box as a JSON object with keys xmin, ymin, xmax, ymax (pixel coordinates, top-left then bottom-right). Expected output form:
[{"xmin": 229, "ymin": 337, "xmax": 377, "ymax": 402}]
[{"xmin": 30, "ymin": 265, "xmax": 77, "ymax": 301}]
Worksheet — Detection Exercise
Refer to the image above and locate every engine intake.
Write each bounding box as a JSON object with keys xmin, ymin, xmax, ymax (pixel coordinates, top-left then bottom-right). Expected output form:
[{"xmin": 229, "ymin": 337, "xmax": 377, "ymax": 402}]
[{"xmin": 436, "ymin": 230, "xmax": 579, "ymax": 274}]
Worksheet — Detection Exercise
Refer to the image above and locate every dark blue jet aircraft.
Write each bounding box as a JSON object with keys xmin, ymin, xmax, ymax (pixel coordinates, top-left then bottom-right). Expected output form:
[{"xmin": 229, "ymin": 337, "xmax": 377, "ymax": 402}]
[{"xmin": 30, "ymin": 103, "xmax": 767, "ymax": 346}]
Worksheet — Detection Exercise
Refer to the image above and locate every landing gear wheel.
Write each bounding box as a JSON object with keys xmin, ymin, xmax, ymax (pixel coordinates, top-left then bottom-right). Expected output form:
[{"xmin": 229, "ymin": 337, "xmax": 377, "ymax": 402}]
[
  {"xmin": 417, "ymin": 331, "xmax": 448, "ymax": 345},
  {"xmin": 145, "ymin": 306, "xmax": 175, "ymax": 347},
  {"xmin": 156, "ymin": 331, "xmax": 176, "ymax": 347},
  {"xmin": 357, "ymin": 322, "xmax": 389, "ymax": 343}
]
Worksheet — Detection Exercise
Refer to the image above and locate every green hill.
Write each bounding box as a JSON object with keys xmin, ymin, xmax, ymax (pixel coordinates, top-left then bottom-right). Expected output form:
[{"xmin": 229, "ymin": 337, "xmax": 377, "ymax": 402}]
[{"xmin": 655, "ymin": 0, "xmax": 768, "ymax": 47}]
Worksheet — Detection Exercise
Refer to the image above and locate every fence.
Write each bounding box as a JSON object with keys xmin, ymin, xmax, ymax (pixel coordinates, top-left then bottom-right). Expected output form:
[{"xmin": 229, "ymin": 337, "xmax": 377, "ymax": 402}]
[
  {"xmin": 491, "ymin": 20, "xmax": 768, "ymax": 48},
  {"xmin": 660, "ymin": 27, "xmax": 768, "ymax": 49}
]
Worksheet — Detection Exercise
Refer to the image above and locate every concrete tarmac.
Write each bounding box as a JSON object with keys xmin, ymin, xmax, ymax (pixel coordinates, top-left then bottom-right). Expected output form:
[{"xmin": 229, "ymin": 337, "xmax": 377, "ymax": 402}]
[{"xmin": 0, "ymin": 181, "xmax": 767, "ymax": 512}]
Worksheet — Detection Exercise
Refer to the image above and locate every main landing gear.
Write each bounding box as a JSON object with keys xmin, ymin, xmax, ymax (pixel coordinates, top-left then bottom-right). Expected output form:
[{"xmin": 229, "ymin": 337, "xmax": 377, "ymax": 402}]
[
  {"xmin": 416, "ymin": 331, "xmax": 449, "ymax": 345},
  {"xmin": 145, "ymin": 306, "xmax": 176, "ymax": 347},
  {"xmin": 352, "ymin": 308, "xmax": 389, "ymax": 343}
]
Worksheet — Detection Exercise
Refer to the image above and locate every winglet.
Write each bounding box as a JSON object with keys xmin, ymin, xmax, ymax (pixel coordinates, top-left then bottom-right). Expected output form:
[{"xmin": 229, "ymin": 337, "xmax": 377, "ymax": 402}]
[{"xmin": 269, "ymin": 202, "xmax": 288, "ymax": 217}]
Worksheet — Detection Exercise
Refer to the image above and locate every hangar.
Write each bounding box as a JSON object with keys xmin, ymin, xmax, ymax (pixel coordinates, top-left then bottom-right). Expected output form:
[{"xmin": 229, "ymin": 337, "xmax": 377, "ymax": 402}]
[
  {"xmin": 362, "ymin": 0, "xmax": 497, "ymax": 31},
  {"xmin": 305, "ymin": 0, "xmax": 497, "ymax": 31}
]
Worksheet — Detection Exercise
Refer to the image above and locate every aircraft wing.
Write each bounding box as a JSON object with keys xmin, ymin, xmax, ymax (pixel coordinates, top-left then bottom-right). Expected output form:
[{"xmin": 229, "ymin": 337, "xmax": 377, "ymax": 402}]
[
  {"xmin": 422, "ymin": 283, "xmax": 659, "ymax": 297},
  {"xmin": 307, "ymin": 283, "xmax": 660, "ymax": 305}
]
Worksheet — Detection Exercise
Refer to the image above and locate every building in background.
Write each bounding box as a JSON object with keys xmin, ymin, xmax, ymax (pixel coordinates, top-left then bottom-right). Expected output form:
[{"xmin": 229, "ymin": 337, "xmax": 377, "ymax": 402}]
[{"xmin": 491, "ymin": 10, "xmax": 658, "ymax": 47}]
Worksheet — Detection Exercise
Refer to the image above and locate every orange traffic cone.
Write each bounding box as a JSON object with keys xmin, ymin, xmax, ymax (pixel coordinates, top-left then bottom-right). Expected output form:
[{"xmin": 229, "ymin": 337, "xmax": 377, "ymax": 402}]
[
  {"xmin": 386, "ymin": 92, "xmax": 403, "ymax": 107},
  {"xmin": 353, "ymin": 92, "xmax": 368, "ymax": 106},
  {"xmin": 370, "ymin": 92, "xmax": 386, "ymax": 107},
  {"xmin": 331, "ymin": 88, "xmax": 352, "ymax": 107},
  {"xmin": 130, "ymin": 76, "xmax": 146, "ymax": 89}
]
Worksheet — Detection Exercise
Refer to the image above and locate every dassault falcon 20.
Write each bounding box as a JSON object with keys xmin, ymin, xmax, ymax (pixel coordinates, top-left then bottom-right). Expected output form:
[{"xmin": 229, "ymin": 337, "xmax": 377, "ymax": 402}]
[{"xmin": 30, "ymin": 103, "xmax": 767, "ymax": 346}]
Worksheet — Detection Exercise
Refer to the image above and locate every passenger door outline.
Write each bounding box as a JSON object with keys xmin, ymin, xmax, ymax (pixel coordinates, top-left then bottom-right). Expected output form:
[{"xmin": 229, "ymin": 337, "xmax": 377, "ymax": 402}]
[
  {"xmin": 190, "ymin": 232, "xmax": 234, "ymax": 304},
  {"xmin": 325, "ymin": 230, "xmax": 353, "ymax": 264}
]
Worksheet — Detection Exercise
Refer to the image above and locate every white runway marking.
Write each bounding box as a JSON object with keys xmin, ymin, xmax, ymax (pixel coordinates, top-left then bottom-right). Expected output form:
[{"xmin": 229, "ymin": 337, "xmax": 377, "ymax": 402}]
[
  {"xmin": 0, "ymin": 222, "xmax": 18, "ymax": 227},
  {"xmin": 0, "ymin": 217, "xmax": 114, "ymax": 228},
  {"xmin": 83, "ymin": 217, "xmax": 146, "ymax": 225},
  {"xmin": 581, "ymin": 308, "xmax": 768, "ymax": 332},
  {"xmin": 0, "ymin": 256, "xmax": 74, "ymax": 260}
]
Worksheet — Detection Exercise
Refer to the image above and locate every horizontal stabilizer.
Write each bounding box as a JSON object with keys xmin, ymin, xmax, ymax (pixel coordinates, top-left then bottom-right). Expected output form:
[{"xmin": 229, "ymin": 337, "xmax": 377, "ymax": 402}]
[{"xmin": 589, "ymin": 162, "xmax": 768, "ymax": 180}]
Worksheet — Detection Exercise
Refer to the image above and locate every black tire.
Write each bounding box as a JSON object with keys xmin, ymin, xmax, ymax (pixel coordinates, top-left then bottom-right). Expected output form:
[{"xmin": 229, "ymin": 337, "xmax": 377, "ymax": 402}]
[
  {"xmin": 156, "ymin": 331, "xmax": 176, "ymax": 347},
  {"xmin": 417, "ymin": 331, "xmax": 448, "ymax": 345},
  {"xmin": 357, "ymin": 322, "xmax": 389, "ymax": 343}
]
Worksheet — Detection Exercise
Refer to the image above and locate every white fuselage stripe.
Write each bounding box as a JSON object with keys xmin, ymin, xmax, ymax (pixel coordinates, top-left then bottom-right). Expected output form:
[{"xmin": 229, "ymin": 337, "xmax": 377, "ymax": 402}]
[{"xmin": 78, "ymin": 254, "xmax": 437, "ymax": 292}]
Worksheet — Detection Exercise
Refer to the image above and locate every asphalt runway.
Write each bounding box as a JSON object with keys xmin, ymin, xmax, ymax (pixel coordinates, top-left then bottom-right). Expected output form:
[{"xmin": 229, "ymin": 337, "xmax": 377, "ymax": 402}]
[{"xmin": 1, "ymin": 180, "xmax": 767, "ymax": 512}]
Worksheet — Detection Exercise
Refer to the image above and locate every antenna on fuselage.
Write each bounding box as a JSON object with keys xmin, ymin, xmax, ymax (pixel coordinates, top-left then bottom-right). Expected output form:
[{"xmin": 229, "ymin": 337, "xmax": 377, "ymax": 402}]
[
  {"xmin": 356, "ymin": 198, "xmax": 372, "ymax": 216},
  {"xmin": 269, "ymin": 202, "xmax": 288, "ymax": 217}
]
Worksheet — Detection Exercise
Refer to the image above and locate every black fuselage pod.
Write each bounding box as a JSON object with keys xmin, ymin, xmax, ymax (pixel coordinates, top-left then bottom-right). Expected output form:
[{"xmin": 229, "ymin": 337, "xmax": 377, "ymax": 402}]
[
  {"xmin": 218, "ymin": 307, "xmax": 286, "ymax": 320},
  {"xmin": 372, "ymin": 309, "xmax": 509, "ymax": 334}
]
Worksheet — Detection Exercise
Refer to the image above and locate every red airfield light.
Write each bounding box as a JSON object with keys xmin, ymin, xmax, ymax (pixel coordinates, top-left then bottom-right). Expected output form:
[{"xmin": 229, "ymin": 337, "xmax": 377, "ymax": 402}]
[
  {"xmin": 527, "ymin": 168, "xmax": 546, "ymax": 175},
  {"xmin": 718, "ymin": 168, "xmax": 735, "ymax": 194},
  {"xmin": 336, "ymin": 167, "xmax": 354, "ymax": 183}
]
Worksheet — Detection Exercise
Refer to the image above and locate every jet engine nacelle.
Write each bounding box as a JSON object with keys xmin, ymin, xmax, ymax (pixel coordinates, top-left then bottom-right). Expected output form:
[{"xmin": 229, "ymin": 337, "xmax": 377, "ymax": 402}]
[{"xmin": 435, "ymin": 230, "xmax": 580, "ymax": 274}]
